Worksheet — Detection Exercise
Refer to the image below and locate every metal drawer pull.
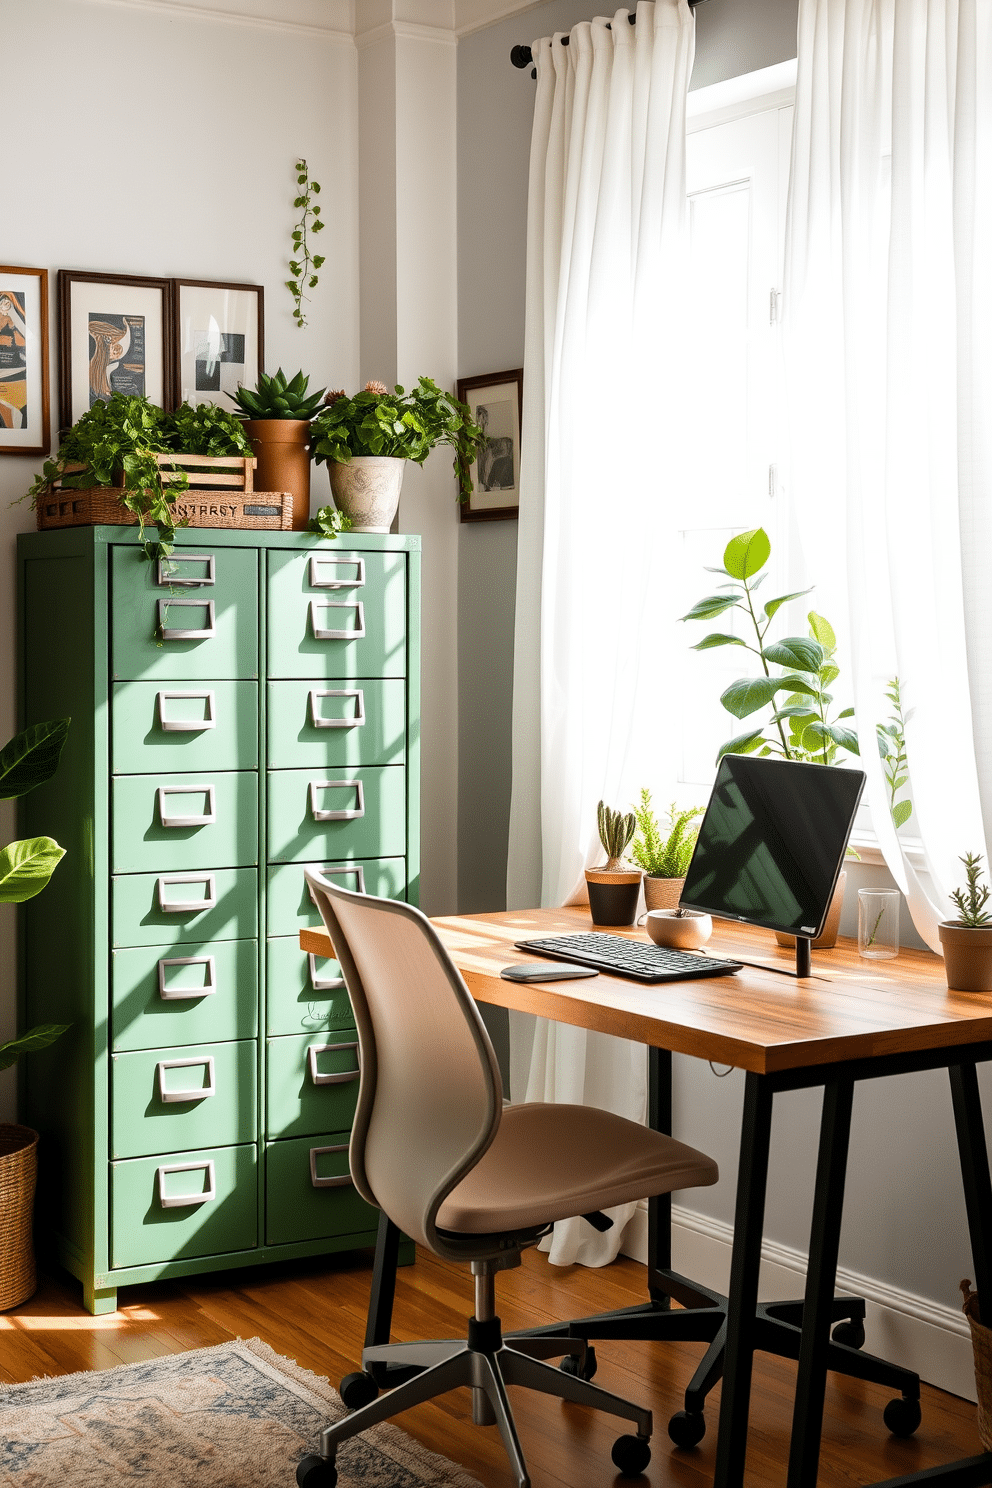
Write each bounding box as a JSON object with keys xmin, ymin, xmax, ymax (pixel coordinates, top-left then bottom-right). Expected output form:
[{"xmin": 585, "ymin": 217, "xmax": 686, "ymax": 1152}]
[
  {"xmin": 309, "ymin": 689, "xmax": 366, "ymax": 729},
  {"xmin": 309, "ymin": 600, "xmax": 365, "ymax": 641},
  {"xmin": 157, "ymin": 873, "xmax": 217, "ymax": 913},
  {"xmin": 308, "ymin": 953, "xmax": 345, "ymax": 992},
  {"xmin": 156, "ymin": 553, "xmax": 216, "ymax": 588},
  {"xmin": 309, "ymin": 555, "xmax": 365, "ymax": 590},
  {"xmin": 309, "ymin": 1143, "xmax": 353, "ymax": 1189},
  {"xmin": 309, "ymin": 779, "xmax": 364, "ymax": 822},
  {"xmin": 157, "ymin": 1159, "xmax": 217, "ymax": 1208},
  {"xmin": 307, "ymin": 1041, "xmax": 359, "ymax": 1086},
  {"xmin": 157, "ymin": 690, "xmax": 217, "ymax": 731},
  {"xmin": 158, "ymin": 784, "xmax": 217, "ymax": 829},
  {"xmin": 307, "ymin": 864, "xmax": 365, "ymax": 905},
  {"xmin": 158, "ymin": 954, "xmax": 217, "ymax": 1000},
  {"xmin": 157, "ymin": 599, "xmax": 216, "ymax": 640},
  {"xmin": 157, "ymin": 1054, "xmax": 216, "ymax": 1103}
]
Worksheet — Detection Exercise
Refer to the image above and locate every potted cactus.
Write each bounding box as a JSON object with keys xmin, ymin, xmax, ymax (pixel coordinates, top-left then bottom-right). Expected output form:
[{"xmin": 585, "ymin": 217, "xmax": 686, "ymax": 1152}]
[
  {"xmin": 938, "ymin": 854, "xmax": 992, "ymax": 993},
  {"xmin": 585, "ymin": 801, "xmax": 642, "ymax": 927},
  {"xmin": 232, "ymin": 368, "xmax": 326, "ymax": 530}
]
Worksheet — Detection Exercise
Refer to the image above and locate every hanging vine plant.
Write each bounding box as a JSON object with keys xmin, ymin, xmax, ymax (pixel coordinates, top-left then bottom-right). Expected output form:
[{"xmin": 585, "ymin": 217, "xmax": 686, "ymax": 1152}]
[{"xmin": 287, "ymin": 158, "xmax": 326, "ymax": 327}]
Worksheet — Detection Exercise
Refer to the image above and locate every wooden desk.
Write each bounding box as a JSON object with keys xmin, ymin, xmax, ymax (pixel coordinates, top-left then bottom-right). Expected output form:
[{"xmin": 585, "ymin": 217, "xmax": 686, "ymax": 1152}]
[{"xmin": 302, "ymin": 908, "xmax": 992, "ymax": 1488}]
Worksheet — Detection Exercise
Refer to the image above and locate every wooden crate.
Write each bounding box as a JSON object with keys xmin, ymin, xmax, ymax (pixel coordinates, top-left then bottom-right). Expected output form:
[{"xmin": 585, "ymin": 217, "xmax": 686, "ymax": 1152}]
[{"xmin": 35, "ymin": 453, "xmax": 293, "ymax": 531}]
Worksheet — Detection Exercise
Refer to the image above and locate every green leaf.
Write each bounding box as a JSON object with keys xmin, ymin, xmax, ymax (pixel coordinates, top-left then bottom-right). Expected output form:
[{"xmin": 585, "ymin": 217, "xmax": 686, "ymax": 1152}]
[
  {"xmin": 0, "ymin": 836, "xmax": 65, "ymax": 904},
  {"xmin": 808, "ymin": 611, "xmax": 836, "ymax": 650},
  {"xmin": 720, "ymin": 676, "xmax": 794, "ymax": 719},
  {"xmin": 764, "ymin": 588, "xmax": 813, "ymax": 620},
  {"xmin": 0, "ymin": 719, "xmax": 70, "ymax": 801},
  {"xmin": 837, "ymin": 706, "xmax": 855, "ymax": 719},
  {"xmin": 312, "ymin": 255, "xmax": 325, "ymax": 269},
  {"xmin": 0, "ymin": 1023, "xmax": 71, "ymax": 1072},
  {"xmin": 680, "ymin": 594, "xmax": 740, "ymax": 622},
  {"xmin": 827, "ymin": 725, "xmax": 859, "ymax": 754},
  {"xmin": 761, "ymin": 637, "xmax": 825, "ymax": 673},
  {"xmin": 716, "ymin": 728, "xmax": 766, "ymax": 762},
  {"xmin": 820, "ymin": 664, "xmax": 840, "ymax": 687},
  {"xmin": 691, "ymin": 632, "xmax": 748, "ymax": 651},
  {"xmin": 772, "ymin": 704, "xmax": 817, "ymax": 721},
  {"xmin": 723, "ymin": 527, "xmax": 770, "ymax": 581},
  {"xmin": 893, "ymin": 799, "xmax": 913, "ymax": 828}
]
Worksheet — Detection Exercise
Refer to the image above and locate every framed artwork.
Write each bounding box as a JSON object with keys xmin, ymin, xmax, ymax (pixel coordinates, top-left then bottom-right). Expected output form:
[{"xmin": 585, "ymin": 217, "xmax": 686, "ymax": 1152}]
[
  {"xmin": 456, "ymin": 368, "xmax": 523, "ymax": 522},
  {"xmin": 0, "ymin": 265, "xmax": 50, "ymax": 456},
  {"xmin": 172, "ymin": 279, "xmax": 263, "ymax": 412},
  {"xmin": 58, "ymin": 269, "xmax": 172, "ymax": 429}
]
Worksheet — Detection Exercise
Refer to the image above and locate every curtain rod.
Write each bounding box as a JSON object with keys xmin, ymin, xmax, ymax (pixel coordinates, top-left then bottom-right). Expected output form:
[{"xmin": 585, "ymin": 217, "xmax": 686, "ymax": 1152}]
[{"xmin": 510, "ymin": 3, "xmax": 708, "ymax": 74}]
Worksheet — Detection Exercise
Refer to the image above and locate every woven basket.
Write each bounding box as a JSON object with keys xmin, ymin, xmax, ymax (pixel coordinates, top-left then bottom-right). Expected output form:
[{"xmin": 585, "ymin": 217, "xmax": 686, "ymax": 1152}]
[
  {"xmin": 643, "ymin": 875, "xmax": 686, "ymax": 911},
  {"xmin": 0, "ymin": 1124, "xmax": 39, "ymax": 1312},
  {"xmin": 35, "ymin": 454, "xmax": 293, "ymax": 532},
  {"xmin": 962, "ymin": 1280, "xmax": 992, "ymax": 1449}
]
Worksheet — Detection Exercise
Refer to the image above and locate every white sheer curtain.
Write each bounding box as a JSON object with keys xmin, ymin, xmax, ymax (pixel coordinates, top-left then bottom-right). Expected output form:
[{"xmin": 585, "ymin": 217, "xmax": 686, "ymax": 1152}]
[
  {"xmin": 783, "ymin": 0, "xmax": 992, "ymax": 948},
  {"xmin": 506, "ymin": 1, "xmax": 695, "ymax": 1265}
]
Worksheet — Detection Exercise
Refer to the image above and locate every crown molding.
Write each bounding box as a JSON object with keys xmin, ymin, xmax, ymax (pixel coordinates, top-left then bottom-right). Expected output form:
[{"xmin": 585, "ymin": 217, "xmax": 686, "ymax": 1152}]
[
  {"xmin": 75, "ymin": 0, "xmax": 355, "ymax": 41},
  {"xmin": 356, "ymin": 19, "xmax": 456, "ymax": 48},
  {"xmin": 453, "ymin": 0, "xmax": 544, "ymax": 37}
]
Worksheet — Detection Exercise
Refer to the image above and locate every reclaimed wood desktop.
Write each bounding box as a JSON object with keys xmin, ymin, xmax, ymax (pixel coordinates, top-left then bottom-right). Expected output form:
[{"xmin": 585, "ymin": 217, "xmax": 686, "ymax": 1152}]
[{"xmin": 301, "ymin": 907, "xmax": 992, "ymax": 1488}]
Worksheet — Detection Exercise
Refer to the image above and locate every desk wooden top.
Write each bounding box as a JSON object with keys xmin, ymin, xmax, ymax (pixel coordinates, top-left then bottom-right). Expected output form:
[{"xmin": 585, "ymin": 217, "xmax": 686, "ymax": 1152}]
[{"xmin": 300, "ymin": 906, "xmax": 992, "ymax": 1075}]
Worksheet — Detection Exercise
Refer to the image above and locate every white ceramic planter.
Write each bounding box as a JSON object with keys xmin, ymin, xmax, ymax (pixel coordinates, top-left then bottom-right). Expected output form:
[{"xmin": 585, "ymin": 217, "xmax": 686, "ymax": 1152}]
[
  {"xmin": 644, "ymin": 910, "xmax": 713, "ymax": 951},
  {"xmin": 328, "ymin": 456, "xmax": 406, "ymax": 532}
]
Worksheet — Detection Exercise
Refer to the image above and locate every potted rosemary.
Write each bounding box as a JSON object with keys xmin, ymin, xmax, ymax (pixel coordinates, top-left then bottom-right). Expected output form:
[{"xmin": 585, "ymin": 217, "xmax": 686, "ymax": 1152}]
[
  {"xmin": 585, "ymin": 801, "xmax": 641, "ymax": 927},
  {"xmin": 939, "ymin": 854, "xmax": 992, "ymax": 993}
]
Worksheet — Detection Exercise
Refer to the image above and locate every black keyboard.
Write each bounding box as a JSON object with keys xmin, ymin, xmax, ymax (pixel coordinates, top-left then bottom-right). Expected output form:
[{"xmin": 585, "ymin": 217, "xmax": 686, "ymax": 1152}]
[{"xmin": 514, "ymin": 932, "xmax": 742, "ymax": 984}]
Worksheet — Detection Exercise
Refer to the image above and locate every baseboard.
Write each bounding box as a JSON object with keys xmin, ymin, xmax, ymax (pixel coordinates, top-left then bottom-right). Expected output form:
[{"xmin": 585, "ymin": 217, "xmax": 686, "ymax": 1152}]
[{"xmin": 621, "ymin": 1202, "xmax": 976, "ymax": 1402}]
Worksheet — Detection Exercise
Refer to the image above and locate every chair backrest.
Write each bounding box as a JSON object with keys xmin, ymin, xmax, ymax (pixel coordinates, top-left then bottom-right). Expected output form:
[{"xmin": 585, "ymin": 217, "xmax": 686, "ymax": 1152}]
[{"xmin": 305, "ymin": 871, "xmax": 503, "ymax": 1254}]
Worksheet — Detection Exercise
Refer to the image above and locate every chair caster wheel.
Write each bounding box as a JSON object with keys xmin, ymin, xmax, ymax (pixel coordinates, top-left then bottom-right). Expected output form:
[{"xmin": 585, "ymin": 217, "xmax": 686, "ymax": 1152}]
[
  {"xmin": 339, "ymin": 1371, "xmax": 379, "ymax": 1410},
  {"xmin": 559, "ymin": 1344, "xmax": 597, "ymax": 1380},
  {"xmin": 611, "ymin": 1433, "xmax": 651, "ymax": 1476},
  {"xmin": 668, "ymin": 1409, "xmax": 706, "ymax": 1449},
  {"xmin": 296, "ymin": 1453, "xmax": 337, "ymax": 1488},
  {"xmin": 883, "ymin": 1396, "xmax": 922, "ymax": 1438},
  {"xmin": 832, "ymin": 1319, "xmax": 866, "ymax": 1349}
]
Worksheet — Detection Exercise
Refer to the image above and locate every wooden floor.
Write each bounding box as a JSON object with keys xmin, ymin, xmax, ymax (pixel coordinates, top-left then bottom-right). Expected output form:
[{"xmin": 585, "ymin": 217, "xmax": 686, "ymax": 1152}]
[{"xmin": 0, "ymin": 1246, "xmax": 983, "ymax": 1486}]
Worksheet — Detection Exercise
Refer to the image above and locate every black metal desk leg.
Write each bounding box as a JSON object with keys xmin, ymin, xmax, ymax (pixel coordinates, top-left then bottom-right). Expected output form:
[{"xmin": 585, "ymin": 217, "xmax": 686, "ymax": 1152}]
[
  {"xmin": 647, "ymin": 1046, "xmax": 673, "ymax": 1292},
  {"xmin": 713, "ymin": 1072, "xmax": 775, "ymax": 1488},
  {"xmin": 787, "ymin": 1078, "xmax": 855, "ymax": 1488},
  {"xmin": 950, "ymin": 1064, "xmax": 992, "ymax": 1304}
]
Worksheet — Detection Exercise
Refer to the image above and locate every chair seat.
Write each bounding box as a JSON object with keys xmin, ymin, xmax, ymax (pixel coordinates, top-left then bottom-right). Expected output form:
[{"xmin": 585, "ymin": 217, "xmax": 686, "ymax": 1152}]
[{"xmin": 436, "ymin": 1103, "xmax": 718, "ymax": 1234}]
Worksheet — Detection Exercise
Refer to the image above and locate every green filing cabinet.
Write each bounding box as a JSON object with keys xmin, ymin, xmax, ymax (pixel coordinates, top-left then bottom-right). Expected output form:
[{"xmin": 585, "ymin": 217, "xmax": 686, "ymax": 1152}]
[{"xmin": 17, "ymin": 528, "xmax": 420, "ymax": 1313}]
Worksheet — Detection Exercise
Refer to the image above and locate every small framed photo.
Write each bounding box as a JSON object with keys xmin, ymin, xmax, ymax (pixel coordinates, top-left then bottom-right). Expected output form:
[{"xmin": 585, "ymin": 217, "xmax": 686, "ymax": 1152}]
[
  {"xmin": 0, "ymin": 266, "xmax": 50, "ymax": 456},
  {"xmin": 58, "ymin": 269, "xmax": 173, "ymax": 429},
  {"xmin": 172, "ymin": 279, "xmax": 263, "ymax": 412},
  {"xmin": 457, "ymin": 368, "xmax": 523, "ymax": 522}
]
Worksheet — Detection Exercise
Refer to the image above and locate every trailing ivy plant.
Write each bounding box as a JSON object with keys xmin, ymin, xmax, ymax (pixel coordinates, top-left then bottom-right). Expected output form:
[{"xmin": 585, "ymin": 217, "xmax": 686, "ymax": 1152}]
[
  {"xmin": 681, "ymin": 528, "xmax": 859, "ymax": 766},
  {"xmin": 288, "ymin": 158, "xmax": 326, "ymax": 328},
  {"xmin": 309, "ymin": 505, "xmax": 354, "ymax": 541}
]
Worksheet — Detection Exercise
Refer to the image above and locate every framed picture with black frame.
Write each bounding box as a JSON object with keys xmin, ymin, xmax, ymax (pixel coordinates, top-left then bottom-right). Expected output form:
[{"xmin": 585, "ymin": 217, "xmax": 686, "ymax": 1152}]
[
  {"xmin": 172, "ymin": 278, "xmax": 264, "ymax": 412},
  {"xmin": 0, "ymin": 265, "xmax": 50, "ymax": 456},
  {"xmin": 457, "ymin": 368, "xmax": 522, "ymax": 522},
  {"xmin": 58, "ymin": 269, "xmax": 173, "ymax": 429}
]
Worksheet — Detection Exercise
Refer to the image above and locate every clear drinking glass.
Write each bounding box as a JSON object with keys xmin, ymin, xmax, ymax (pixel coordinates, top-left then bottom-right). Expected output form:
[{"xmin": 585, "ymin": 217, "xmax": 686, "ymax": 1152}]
[{"xmin": 858, "ymin": 888, "xmax": 901, "ymax": 959}]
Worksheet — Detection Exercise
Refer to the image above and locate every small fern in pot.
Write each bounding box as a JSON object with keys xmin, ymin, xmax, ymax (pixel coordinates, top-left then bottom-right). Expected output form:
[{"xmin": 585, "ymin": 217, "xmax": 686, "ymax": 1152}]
[
  {"xmin": 585, "ymin": 801, "xmax": 641, "ymax": 927},
  {"xmin": 631, "ymin": 792, "xmax": 704, "ymax": 912}
]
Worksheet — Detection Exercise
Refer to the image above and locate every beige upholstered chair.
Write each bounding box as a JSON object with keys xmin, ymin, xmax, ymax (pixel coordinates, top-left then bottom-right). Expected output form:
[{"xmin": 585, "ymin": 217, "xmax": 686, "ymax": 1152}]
[{"xmin": 296, "ymin": 872, "xmax": 719, "ymax": 1488}]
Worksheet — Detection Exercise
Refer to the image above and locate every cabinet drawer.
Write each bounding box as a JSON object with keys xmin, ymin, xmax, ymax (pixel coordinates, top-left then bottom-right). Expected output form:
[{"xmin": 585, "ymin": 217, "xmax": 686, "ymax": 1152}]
[
  {"xmin": 112, "ymin": 771, "xmax": 258, "ymax": 873},
  {"xmin": 112, "ymin": 681, "xmax": 258, "ymax": 774},
  {"xmin": 266, "ymin": 859, "xmax": 407, "ymax": 937},
  {"xmin": 112, "ymin": 1039, "xmax": 257, "ymax": 1158},
  {"xmin": 265, "ymin": 1132, "xmax": 377, "ymax": 1246},
  {"xmin": 112, "ymin": 939, "xmax": 257, "ymax": 1051},
  {"xmin": 267, "ymin": 549, "xmax": 406, "ymax": 679},
  {"xmin": 111, "ymin": 545, "xmax": 258, "ymax": 681},
  {"xmin": 266, "ymin": 679, "xmax": 406, "ymax": 770},
  {"xmin": 267, "ymin": 767, "xmax": 405, "ymax": 864},
  {"xmin": 266, "ymin": 1032, "xmax": 360, "ymax": 1139},
  {"xmin": 111, "ymin": 1142, "xmax": 257, "ymax": 1269},
  {"xmin": 113, "ymin": 868, "xmax": 258, "ymax": 948},
  {"xmin": 266, "ymin": 936, "xmax": 353, "ymax": 1036}
]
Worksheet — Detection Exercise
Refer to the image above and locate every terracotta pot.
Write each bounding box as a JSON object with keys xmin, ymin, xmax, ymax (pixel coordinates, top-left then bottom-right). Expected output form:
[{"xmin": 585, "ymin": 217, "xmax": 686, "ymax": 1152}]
[
  {"xmin": 0, "ymin": 1124, "xmax": 39, "ymax": 1312},
  {"xmin": 938, "ymin": 923, "xmax": 992, "ymax": 993},
  {"xmin": 775, "ymin": 870, "xmax": 847, "ymax": 951},
  {"xmin": 328, "ymin": 456, "xmax": 405, "ymax": 533},
  {"xmin": 243, "ymin": 419, "xmax": 312, "ymax": 531},
  {"xmin": 645, "ymin": 909, "xmax": 713, "ymax": 951},
  {"xmin": 643, "ymin": 875, "xmax": 686, "ymax": 912},
  {"xmin": 585, "ymin": 868, "xmax": 642, "ymax": 927}
]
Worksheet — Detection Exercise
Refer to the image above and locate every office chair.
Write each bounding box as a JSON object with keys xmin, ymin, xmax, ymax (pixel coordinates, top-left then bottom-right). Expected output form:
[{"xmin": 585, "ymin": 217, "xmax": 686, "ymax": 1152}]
[{"xmin": 296, "ymin": 872, "xmax": 719, "ymax": 1488}]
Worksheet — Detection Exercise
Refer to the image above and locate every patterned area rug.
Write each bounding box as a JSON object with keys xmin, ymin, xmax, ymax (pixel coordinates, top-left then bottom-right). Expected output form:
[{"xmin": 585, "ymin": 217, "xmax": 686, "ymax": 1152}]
[{"xmin": 0, "ymin": 1337, "xmax": 481, "ymax": 1487}]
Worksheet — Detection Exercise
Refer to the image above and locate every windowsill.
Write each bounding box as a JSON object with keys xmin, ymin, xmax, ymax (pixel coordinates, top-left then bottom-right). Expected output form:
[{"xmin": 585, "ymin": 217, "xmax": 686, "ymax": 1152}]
[{"xmin": 848, "ymin": 830, "xmax": 927, "ymax": 870}]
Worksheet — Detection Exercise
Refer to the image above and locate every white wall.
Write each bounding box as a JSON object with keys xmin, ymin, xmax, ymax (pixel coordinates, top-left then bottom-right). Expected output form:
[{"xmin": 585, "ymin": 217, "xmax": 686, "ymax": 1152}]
[{"xmin": 0, "ymin": 0, "xmax": 361, "ymax": 1120}]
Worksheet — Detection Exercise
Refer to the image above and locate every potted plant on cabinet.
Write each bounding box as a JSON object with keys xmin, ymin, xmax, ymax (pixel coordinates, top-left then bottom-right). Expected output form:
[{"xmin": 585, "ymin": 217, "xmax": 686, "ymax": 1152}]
[
  {"xmin": 232, "ymin": 368, "xmax": 326, "ymax": 530},
  {"xmin": 939, "ymin": 854, "xmax": 992, "ymax": 993},
  {"xmin": 586, "ymin": 801, "xmax": 641, "ymax": 927},
  {"xmin": 310, "ymin": 377, "xmax": 484, "ymax": 532},
  {"xmin": 0, "ymin": 719, "xmax": 71, "ymax": 1310}
]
